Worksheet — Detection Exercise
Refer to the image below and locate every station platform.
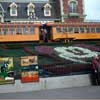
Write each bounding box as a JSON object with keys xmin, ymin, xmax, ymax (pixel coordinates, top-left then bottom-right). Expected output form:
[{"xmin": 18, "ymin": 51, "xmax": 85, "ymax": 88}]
[{"xmin": 0, "ymin": 86, "xmax": 100, "ymax": 99}]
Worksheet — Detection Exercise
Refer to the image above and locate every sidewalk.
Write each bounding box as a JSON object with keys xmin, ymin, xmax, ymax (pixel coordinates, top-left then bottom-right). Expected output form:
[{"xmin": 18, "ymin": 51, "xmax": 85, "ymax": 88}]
[{"xmin": 0, "ymin": 86, "xmax": 100, "ymax": 99}]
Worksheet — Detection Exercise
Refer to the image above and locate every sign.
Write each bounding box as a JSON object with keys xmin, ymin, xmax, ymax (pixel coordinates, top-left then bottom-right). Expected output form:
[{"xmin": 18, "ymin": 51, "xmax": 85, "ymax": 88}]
[
  {"xmin": 21, "ymin": 56, "xmax": 39, "ymax": 83},
  {"xmin": 21, "ymin": 56, "xmax": 37, "ymax": 66},
  {"xmin": 0, "ymin": 57, "xmax": 14, "ymax": 85}
]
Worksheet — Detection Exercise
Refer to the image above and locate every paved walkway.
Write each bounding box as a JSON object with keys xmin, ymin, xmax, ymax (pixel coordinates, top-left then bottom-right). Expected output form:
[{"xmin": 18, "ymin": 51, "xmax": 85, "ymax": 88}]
[{"xmin": 0, "ymin": 86, "xmax": 100, "ymax": 99}]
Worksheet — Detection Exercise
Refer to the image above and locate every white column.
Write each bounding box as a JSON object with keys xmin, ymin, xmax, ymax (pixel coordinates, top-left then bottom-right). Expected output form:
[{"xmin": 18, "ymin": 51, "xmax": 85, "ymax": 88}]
[
  {"xmin": 60, "ymin": 0, "xmax": 64, "ymax": 22},
  {"xmin": 0, "ymin": 15, "xmax": 4, "ymax": 23},
  {"xmin": 82, "ymin": 0, "xmax": 85, "ymax": 20}
]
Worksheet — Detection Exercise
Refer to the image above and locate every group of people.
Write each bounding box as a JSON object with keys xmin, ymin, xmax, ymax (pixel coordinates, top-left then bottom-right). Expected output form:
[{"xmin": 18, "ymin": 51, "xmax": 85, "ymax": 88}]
[
  {"xmin": 92, "ymin": 54, "xmax": 100, "ymax": 85},
  {"xmin": 40, "ymin": 28, "xmax": 48, "ymax": 42}
]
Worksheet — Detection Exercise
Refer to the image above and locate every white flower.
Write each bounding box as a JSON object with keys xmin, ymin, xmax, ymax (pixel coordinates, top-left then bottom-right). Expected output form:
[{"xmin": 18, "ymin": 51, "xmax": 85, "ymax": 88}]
[{"xmin": 54, "ymin": 46, "xmax": 100, "ymax": 63}]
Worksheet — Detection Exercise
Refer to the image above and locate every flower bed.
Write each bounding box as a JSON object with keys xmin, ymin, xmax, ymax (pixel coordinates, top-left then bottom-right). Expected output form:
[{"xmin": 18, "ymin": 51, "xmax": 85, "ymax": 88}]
[
  {"xmin": 54, "ymin": 46, "xmax": 100, "ymax": 64},
  {"xmin": 34, "ymin": 44, "xmax": 100, "ymax": 64},
  {"xmin": 35, "ymin": 46, "xmax": 54, "ymax": 55},
  {"xmin": 74, "ymin": 44, "xmax": 100, "ymax": 51}
]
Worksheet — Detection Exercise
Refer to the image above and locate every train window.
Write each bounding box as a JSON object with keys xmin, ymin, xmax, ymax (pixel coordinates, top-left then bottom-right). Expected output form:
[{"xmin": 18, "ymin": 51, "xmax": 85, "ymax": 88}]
[
  {"xmin": 2, "ymin": 26, "xmax": 8, "ymax": 35},
  {"xmin": 30, "ymin": 26, "xmax": 34, "ymax": 34},
  {"xmin": 23, "ymin": 26, "xmax": 29, "ymax": 34},
  {"xmin": 80, "ymin": 27, "xmax": 84, "ymax": 33},
  {"xmin": 9, "ymin": 26, "xmax": 15, "ymax": 34},
  {"xmin": 96, "ymin": 27, "xmax": 100, "ymax": 33},
  {"xmin": 62, "ymin": 27, "xmax": 67, "ymax": 32},
  {"xmin": 16, "ymin": 26, "xmax": 22, "ymax": 34},
  {"xmin": 68, "ymin": 27, "xmax": 73, "ymax": 33},
  {"xmin": 74, "ymin": 27, "xmax": 79, "ymax": 33},
  {"xmin": 86, "ymin": 27, "xmax": 90, "ymax": 33},
  {"xmin": 91, "ymin": 28, "xmax": 95, "ymax": 33},
  {"xmin": 56, "ymin": 26, "xmax": 61, "ymax": 33}
]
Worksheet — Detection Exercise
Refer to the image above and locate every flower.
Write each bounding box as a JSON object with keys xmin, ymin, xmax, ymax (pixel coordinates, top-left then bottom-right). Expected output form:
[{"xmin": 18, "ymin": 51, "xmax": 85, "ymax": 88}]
[
  {"xmin": 54, "ymin": 46, "xmax": 100, "ymax": 63},
  {"xmin": 35, "ymin": 46, "xmax": 53, "ymax": 55}
]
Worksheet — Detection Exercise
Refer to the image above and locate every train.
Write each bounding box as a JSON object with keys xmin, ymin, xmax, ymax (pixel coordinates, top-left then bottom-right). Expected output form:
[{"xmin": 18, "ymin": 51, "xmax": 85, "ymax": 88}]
[{"xmin": 0, "ymin": 22, "xmax": 100, "ymax": 42}]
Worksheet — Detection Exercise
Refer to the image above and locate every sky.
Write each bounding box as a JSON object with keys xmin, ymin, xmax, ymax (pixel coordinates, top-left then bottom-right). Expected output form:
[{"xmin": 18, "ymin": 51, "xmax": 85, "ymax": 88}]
[{"xmin": 84, "ymin": 0, "xmax": 100, "ymax": 20}]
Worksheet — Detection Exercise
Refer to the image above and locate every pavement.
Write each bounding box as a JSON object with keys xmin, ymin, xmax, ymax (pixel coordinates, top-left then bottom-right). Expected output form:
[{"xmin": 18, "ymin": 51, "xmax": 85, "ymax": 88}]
[{"xmin": 0, "ymin": 86, "xmax": 100, "ymax": 99}]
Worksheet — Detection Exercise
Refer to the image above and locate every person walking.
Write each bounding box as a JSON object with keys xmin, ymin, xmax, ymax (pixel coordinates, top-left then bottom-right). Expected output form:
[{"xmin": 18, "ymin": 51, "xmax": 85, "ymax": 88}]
[{"xmin": 91, "ymin": 54, "xmax": 100, "ymax": 85}]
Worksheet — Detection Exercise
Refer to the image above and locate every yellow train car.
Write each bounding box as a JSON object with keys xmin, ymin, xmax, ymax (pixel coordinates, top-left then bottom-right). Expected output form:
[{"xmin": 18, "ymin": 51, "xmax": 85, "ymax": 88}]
[
  {"xmin": 0, "ymin": 23, "xmax": 40, "ymax": 42},
  {"xmin": 0, "ymin": 22, "xmax": 100, "ymax": 42},
  {"xmin": 51, "ymin": 23, "xmax": 100, "ymax": 41}
]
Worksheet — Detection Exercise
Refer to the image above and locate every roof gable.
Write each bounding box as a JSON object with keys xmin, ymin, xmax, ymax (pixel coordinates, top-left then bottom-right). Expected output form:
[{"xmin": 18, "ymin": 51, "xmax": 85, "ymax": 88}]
[
  {"xmin": 9, "ymin": 2, "xmax": 18, "ymax": 7},
  {"xmin": 27, "ymin": 2, "xmax": 35, "ymax": 8},
  {"xmin": 44, "ymin": 3, "xmax": 52, "ymax": 8},
  {"xmin": 0, "ymin": 3, "xmax": 5, "ymax": 12}
]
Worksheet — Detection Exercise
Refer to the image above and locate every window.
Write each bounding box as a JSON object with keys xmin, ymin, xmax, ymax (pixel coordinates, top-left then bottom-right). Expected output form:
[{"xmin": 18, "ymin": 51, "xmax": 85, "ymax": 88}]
[
  {"xmin": 44, "ymin": 8, "xmax": 50, "ymax": 16},
  {"xmin": 74, "ymin": 27, "xmax": 79, "ymax": 33},
  {"xmin": 86, "ymin": 27, "xmax": 90, "ymax": 33},
  {"xmin": 68, "ymin": 27, "xmax": 73, "ymax": 33},
  {"xmin": 23, "ymin": 26, "xmax": 29, "ymax": 34},
  {"xmin": 27, "ymin": 3, "xmax": 35, "ymax": 17},
  {"xmin": 91, "ymin": 28, "xmax": 95, "ymax": 33},
  {"xmin": 9, "ymin": 2, "xmax": 18, "ymax": 16},
  {"xmin": 9, "ymin": 26, "xmax": 15, "ymax": 34},
  {"xmin": 69, "ymin": 1, "xmax": 77, "ymax": 13},
  {"xmin": 96, "ymin": 27, "xmax": 100, "ymax": 33},
  {"xmin": 56, "ymin": 27, "xmax": 61, "ymax": 33},
  {"xmin": 80, "ymin": 27, "xmax": 84, "ymax": 33},
  {"xmin": 16, "ymin": 26, "xmax": 22, "ymax": 34},
  {"xmin": 62, "ymin": 27, "xmax": 67, "ymax": 32},
  {"xmin": 30, "ymin": 26, "xmax": 34, "ymax": 34},
  {"xmin": 44, "ymin": 3, "xmax": 52, "ymax": 16},
  {"xmin": 11, "ymin": 7, "xmax": 16, "ymax": 15},
  {"xmin": 29, "ymin": 7, "xmax": 34, "ymax": 14},
  {"xmin": 56, "ymin": 27, "xmax": 67, "ymax": 33},
  {"xmin": 2, "ymin": 26, "xmax": 8, "ymax": 35}
]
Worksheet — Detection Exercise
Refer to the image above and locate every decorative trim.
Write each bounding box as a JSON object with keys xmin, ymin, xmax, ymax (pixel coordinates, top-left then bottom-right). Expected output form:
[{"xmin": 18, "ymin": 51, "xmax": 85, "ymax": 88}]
[
  {"xmin": 43, "ymin": 3, "xmax": 51, "ymax": 8},
  {"xmin": 27, "ymin": 2, "xmax": 35, "ymax": 8},
  {"xmin": 9, "ymin": 2, "xmax": 18, "ymax": 7},
  {"xmin": 0, "ymin": 0, "xmax": 49, "ymax": 3},
  {"xmin": 68, "ymin": 0, "xmax": 78, "ymax": 5}
]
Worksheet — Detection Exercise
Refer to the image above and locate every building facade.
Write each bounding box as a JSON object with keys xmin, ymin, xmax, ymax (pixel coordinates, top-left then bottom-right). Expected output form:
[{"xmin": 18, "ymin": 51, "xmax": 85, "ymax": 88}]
[
  {"xmin": 0, "ymin": 0, "xmax": 56, "ymax": 22},
  {"xmin": 0, "ymin": 0, "xmax": 85, "ymax": 23},
  {"xmin": 59, "ymin": 0, "xmax": 85, "ymax": 22}
]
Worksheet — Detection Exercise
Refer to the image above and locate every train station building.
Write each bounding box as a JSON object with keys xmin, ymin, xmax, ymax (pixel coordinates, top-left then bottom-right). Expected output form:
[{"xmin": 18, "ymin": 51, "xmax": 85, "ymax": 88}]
[
  {"xmin": 0, "ymin": 0, "xmax": 85, "ymax": 23},
  {"xmin": 0, "ymin": 0, "xmax": 100, "ymax": 94}
]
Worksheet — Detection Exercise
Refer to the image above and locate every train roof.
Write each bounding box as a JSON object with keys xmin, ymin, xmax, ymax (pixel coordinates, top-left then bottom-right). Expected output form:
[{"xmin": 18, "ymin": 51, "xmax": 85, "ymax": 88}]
[{"xmin": 1, "ymin": 22, "xmax": 100, "ymax": 27}]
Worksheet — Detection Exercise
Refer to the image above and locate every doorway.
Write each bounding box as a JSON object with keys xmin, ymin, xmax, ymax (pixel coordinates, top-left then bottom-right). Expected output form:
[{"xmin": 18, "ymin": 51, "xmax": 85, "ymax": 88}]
[{"xmin": 39, "ymin": 24, "xmax": 52, "ymax": 42}]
